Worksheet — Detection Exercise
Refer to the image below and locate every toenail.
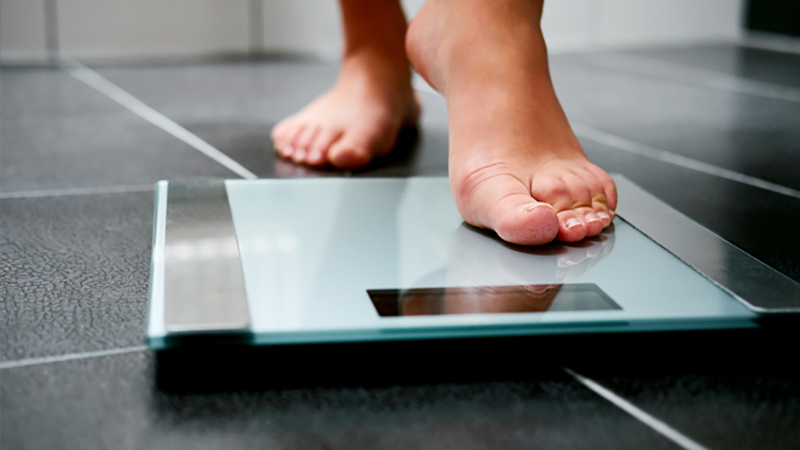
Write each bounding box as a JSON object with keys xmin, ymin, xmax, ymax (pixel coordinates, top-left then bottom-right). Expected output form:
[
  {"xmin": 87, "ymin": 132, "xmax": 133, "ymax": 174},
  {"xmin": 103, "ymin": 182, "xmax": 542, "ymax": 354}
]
[
  {"xmin": 597, "ymin": 211, "xmax": 610, "ymax": 220},
  {"xmin": 585, "ymin": 212, "xmax": 602, "ymax": 223},
  {"xmin": 565, "ymin": 218, "xmax": 583, "ymax": 229},
  {"xmin": 283, "ymin": 145, "xmax": 295, "ymax": 157},
  {"xmin": 309, "ymin": 149, "xmax": 322, "ymax": 161},
  {"xmin": 294, "ymin": 148, "xmax": 307, "ymax": 160},
  {"xmin": 519, "ymin": 202, "xmax": 553, "ymax": 213}
]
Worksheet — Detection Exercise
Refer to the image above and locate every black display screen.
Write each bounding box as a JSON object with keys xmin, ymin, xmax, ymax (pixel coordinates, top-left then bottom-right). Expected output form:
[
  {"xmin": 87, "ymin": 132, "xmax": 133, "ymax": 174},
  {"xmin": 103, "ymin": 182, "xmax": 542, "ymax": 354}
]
[{"xmin": 368, "ymin": 283, "xmax": 620, "ymax": 317}]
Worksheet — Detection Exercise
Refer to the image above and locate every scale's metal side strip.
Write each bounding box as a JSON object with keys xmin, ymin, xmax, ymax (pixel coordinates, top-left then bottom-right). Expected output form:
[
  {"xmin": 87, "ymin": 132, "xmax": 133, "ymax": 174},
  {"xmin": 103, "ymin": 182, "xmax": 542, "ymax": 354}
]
[
  {"xmin": 163, "ymin": 180, "xmax": 251, "ymax": 333},
  {"xmin": 613, "ymin": 175, "xmax": 800, "ymax": 313},
  {"xmin": 147, "ymin": 181, "xmax": 169, "ymax": 340}
]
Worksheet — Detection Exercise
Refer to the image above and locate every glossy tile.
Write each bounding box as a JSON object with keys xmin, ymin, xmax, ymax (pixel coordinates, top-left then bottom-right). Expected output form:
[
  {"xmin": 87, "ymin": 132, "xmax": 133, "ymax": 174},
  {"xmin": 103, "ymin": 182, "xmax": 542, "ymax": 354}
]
[
  {"xmin": 581, "ymin": 138, "xmax": 800, "ymax": 283},
  {"xmin": 0, "ymin": 68, "xmax": 238, "ymax": 193},
  {"xmin": 97, "ymin": 62, "xmax": 449, "ymax": 178},
  {"xmin": 626, "ymin": 44, "xmax": 800, "ymax": 89},
  {"xmin": 3, "ymin": 48, "xmax": 800, "ymax": 449},
  {"xmin": 562, "ymin": 328, "xmax": 800, "ymax": 450},
  {"xmin": 550, "ymin": 56, "xmax": 800, "ymax": 192}
]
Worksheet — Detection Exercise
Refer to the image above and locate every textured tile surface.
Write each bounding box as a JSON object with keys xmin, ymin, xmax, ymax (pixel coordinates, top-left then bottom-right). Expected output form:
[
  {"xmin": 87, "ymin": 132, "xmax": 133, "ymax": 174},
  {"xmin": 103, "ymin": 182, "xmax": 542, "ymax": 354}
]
[
  {"xmin": 0, "ymin": 192, "xmax": 152, "ymax": 361},
  {"xmin": 3, "ymin": 45, "xmax": 800, "ymax": 450},
  {"xmin": 0, "ymin": 351, "xmax": 677, "ymax": 450}
]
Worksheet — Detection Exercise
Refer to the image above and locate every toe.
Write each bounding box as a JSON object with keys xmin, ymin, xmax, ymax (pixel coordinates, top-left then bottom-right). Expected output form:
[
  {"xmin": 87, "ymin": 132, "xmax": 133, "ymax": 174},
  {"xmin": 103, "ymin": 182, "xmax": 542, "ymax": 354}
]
[
  {"xmin": 328, "ymin": 130, "xmax": 374, "ymax": 169},
  {"xmin": 531, "ymin": 172, "xmax": 595, "ymax": 242},
  {"xmin": 308, "ymin": 128, "xmax": 344, "ymax": 167},
  {"xmin": 461, "ymin": 174, "xmax": 559, "ymax": 246},
  {"xmin": 576, "ymin": 207, "xmax": 604, "ymax": 236},
  {"xmin": 271, "ymin": 119, "xmax": 297, "ymax": 152},
  {"xmin": 306, "ymin": 148, "xmax": 326, "ymax": 167},
  {"xmin": 587, "ymin": 165, "xmax": 618, "ymax": 219},
  {"xmin": 292, "ymin": 126, "xmax": 319, "ymax": 163},
  {"xmin": 278, "ymin": 143, "xmax": 294, "ymax": 159},
  {"xmin": 292, "ymin": 148, "xmax": 308, "ymax": 164},
  {"xmin": 556, "ymin": 209, "xmax": 588, "ymax": 242},
  {"xmin": 277, "ymin": 123, "xmax": 308, "ymax": 160},
  {"xmin": 574, "ymin": 168, "xmax": 611, "ymax": 229},
  {"xmin": 286, "ymin": 124, "xmax": 308, "ymax": 151},
  {"xmin": 281, "ymin": 124, "xmax": 311, "ymax": 160}
]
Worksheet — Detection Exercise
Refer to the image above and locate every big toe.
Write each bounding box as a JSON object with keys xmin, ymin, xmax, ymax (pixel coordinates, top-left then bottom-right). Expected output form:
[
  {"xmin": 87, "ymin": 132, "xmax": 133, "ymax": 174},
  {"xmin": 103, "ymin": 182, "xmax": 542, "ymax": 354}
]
[
  {"xmin": 495, "ymin": 200, "xmax": 560, "ymax": 245},
  {"xmin": 328, "ymin": 128, "xmax": 386, "ymax": 170},
  {"xmin": 460, "ymin": 175, "xmax": 559, "ymax": 246}
]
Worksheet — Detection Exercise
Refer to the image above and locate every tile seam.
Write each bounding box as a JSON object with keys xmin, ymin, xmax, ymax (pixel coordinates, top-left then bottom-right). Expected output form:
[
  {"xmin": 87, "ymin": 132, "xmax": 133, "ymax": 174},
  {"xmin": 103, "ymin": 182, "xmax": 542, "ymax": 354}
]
[
  {"xmin": 413, "ymin": 73, "xmax": 800, "ymax": 201},
  {"xmin": 0, "ymin": 346, "xmax": 147, "ymax": 371},
  {"xmin": 564, "ymin": 367, "xmax": 709, "ymax": 450},
  {"xmin": 0, "ymin": 184, "xmax": 155, "ymax": 200},
  {"xmin": 584, "ymin": 52, "xmax": 800, "ymax": 103},
  {"xmin": 60, "ymin": 57, "xmax": 258, "ymax": 180},
  {"xmin": 571, "ymin": 123, "xmax": 800, "ymax": 200}
]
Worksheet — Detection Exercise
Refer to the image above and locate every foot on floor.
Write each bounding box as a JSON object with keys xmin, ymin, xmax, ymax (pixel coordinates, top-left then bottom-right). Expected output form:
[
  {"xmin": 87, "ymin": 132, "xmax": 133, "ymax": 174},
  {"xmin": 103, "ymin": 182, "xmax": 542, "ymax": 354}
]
[{"xmin": 271, "ymin": 39, "xmax": 419, "ymax": 169}]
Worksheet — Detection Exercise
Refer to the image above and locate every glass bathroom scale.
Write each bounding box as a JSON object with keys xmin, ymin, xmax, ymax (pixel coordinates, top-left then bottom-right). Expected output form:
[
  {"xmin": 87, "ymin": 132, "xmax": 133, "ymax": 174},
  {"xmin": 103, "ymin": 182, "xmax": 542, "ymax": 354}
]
[{"xmin": 146, "ymin": 176, "xmax": 800, "ymax": 350}]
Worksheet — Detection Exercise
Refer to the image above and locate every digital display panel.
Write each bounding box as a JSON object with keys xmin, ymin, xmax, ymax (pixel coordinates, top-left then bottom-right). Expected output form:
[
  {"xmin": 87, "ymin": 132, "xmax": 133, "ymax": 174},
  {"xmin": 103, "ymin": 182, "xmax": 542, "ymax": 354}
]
[{"xmin": 369, "ymin": 283, "xmax": 620, "ymax": 317}]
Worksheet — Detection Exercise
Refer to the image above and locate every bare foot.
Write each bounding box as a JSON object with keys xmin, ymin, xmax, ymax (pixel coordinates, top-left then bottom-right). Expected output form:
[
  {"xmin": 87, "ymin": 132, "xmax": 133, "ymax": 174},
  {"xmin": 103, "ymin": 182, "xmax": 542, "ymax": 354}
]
[
  {"xmin": 271, "ymin": 1, "xmax": 420, "ymax": 170},
  {"xmin": 407, "ymin": 0, "xmax": 617, "ymax": 245}
]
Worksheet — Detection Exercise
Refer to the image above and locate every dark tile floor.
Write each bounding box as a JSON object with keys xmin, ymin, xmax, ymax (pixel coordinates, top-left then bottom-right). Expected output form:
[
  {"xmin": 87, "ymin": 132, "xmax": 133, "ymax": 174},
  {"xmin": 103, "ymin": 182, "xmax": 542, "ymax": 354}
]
[{"xmin": 2, "ymin": 43, "xmax": 800, "ymax": 449}]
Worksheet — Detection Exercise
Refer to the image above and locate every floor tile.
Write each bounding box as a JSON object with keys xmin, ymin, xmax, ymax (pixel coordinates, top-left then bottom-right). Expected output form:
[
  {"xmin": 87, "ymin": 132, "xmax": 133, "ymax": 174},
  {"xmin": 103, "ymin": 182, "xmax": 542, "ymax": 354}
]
[
  {"xmin": 626, "ymin": 44, "xmax": 800, "ymax": 89},
  {"xmin": 0, "ymin": 349, "xmax": 678, "ymax": 450},
  {"xmin": 582, "ymin": 139, "xmax": 800, "ymax": 283},
  {"xmin": 550, "ymin": 56, "xmax": 800, "ymax": 191},
  {"xmin": 0, "ymin": 68, "xmax": 238, "ymax": 193},
  {"xmin": 0, "ymin": 192, "xmax": 152, "ymax": 361},
  {"xmin": 98, "ymin": 62, "xmax": 450, "ymax": 178},
  {"xmin": 562, "ymin": 329, "xmax": 800, "ymax": 450}
]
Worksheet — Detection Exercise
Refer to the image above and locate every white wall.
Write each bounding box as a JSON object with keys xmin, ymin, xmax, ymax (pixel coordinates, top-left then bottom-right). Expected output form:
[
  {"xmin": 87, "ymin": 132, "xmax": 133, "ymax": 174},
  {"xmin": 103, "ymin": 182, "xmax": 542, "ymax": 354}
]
[
  {"xmin": 58, "ymin": 0, "xmax": 250, "ymax": 60},
  {"xmin": 0, "ymin": 0, "xmax": 49, "ymax": 61},
  {"xmin": 0, "ymin": 0, "xmax": 745, "ymax": 63},
  {"xmin": 588, "ymin": 0, "xmax": 744, "ymax": 49}
]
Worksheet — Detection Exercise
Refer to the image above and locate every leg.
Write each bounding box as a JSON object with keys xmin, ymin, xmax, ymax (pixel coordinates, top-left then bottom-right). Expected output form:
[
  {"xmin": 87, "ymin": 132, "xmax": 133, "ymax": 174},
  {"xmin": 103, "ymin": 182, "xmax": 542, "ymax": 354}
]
[
  {"xmin": 406, "ymin": 0, "xmax": 617, "ymax": 245},
  {"xmin": 271, "ymin": 0, "xmax": 419, "ymax": 169}
]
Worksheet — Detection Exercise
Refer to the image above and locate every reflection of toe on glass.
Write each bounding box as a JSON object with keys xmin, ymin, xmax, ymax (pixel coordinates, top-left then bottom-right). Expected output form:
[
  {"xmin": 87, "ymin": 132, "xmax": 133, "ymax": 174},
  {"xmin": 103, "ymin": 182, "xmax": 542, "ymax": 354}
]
[
  {"xmin": 524, "ymin": 284, "xmax": 549, "ymax": 295},
  {"xmin": 557, "ymin": 255, "xmax": 583, "ymax": 268},
  {"xmin": 585, "ymin": 242, "xmax": 602, "ymax": 259}
]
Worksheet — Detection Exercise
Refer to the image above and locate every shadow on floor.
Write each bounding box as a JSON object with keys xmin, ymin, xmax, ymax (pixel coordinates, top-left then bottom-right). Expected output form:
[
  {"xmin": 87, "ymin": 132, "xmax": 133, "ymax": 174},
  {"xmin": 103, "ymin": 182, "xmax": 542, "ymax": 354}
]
[{"xmin": 154, "ymin": 321, "xmax": 800, "ymax": 394}]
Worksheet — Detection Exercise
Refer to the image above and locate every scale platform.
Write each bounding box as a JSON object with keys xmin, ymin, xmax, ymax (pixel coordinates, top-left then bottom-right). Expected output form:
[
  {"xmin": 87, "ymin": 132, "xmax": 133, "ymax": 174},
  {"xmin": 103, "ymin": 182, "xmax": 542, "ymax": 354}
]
[{"xmin": 146, "ymin": 176, "xmax": 800, "ymax": 350}]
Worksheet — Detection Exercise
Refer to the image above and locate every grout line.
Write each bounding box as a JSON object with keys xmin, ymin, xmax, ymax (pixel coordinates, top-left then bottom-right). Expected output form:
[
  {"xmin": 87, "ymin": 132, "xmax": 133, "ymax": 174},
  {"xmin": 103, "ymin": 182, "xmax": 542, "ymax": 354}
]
[
  {"xmin": 414, "ymin": 70, "xmax": 800, "ymax": 201},
  {"xmin": 572, "ymin": 123, "xmax": 800, "ymax": 200},
  {"xmin": 0, "ymin": 346, "xmax": 147, "ymax": 371},
  {"xmin": 43, "ymin": 0, "xmax": 60, "ymax": 62},
  {"xmin": 0, "ymin": 184, "xmax": 154, "ymax": 200},
  {"xmin": 584, "ymin": 52, "xmax": 800, "ymax": 103},
  {"xmin": 249, "ymin": 0, "xmax": 265, "ymax": 55},
  {"xmin": 61, "ymin": 57, "xmax": 258, "ymax": 180},
  {"xmin": 564, "ymin": 367, "xmax": 709, "ymax": 450}
]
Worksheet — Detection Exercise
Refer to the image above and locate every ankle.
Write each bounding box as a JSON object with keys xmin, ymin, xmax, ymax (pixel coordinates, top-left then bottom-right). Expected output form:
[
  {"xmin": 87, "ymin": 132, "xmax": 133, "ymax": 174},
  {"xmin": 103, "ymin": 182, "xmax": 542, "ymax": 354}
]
[
  {"xmin": 407, "ymin": 0, "xmax": 548, "ymax": 93},
  {"xmin": 340, "ymin": 0, "xmax": 408, "ymax": 63},
  {"xmin": 338, "ymin": 49, "xmax": 412, "ymax": 95}
]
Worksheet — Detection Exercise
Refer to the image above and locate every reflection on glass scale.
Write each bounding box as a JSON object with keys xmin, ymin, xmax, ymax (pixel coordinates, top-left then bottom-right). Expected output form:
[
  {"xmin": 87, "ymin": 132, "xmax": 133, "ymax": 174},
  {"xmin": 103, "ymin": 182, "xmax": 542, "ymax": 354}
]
[{"xmin": 148, "ymin": 177, "xmax": 760, "ymax": 349}]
